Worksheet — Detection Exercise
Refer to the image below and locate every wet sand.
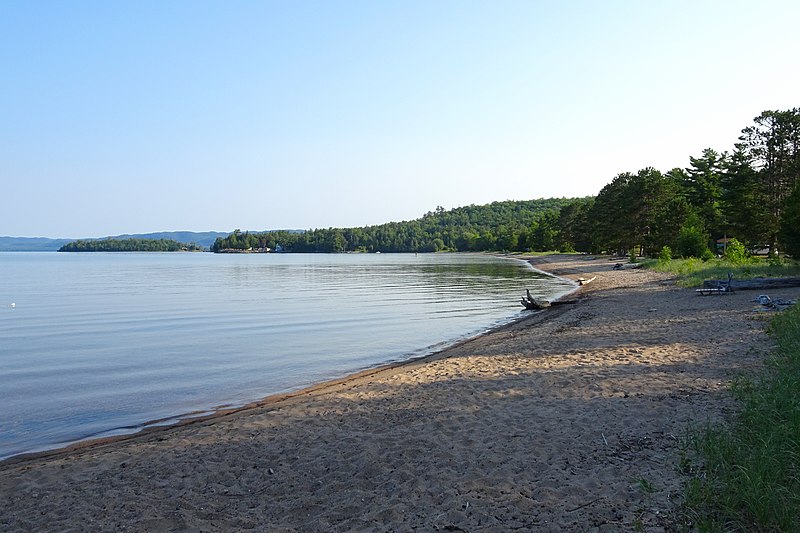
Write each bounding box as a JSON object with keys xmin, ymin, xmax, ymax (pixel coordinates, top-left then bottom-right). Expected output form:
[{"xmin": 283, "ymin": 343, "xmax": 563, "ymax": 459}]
[{"xmin": 2, "ymin": 254, "xmax": 794, "ymax": 532}]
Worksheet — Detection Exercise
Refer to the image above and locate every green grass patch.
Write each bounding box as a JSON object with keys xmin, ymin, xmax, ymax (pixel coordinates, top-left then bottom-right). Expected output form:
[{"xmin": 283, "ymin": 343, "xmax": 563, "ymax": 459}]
[
  {"xmin": 682, "ymin": 305, "xmax": 800, "ymax": 531},
  {"xmin": 641, "ymin": 257, "xmax": 800, "ymax": 287}
]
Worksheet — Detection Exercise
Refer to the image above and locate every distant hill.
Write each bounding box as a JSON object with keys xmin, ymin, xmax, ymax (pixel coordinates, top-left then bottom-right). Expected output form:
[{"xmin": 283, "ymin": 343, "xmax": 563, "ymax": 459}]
[
  {"xmin": 211, "ymin": 198, "xmax": 584, "ymax": 253},
  {"xmin": 0, "ymin": 231, "xmax": 298, "ymax": 251},
  {"xmin": 0, "ymin": 236, "xmax": 74, "ymax": 252},
  {"xmin": 0, "ymin": 231, "xmax": 229, "ymax": 251}
]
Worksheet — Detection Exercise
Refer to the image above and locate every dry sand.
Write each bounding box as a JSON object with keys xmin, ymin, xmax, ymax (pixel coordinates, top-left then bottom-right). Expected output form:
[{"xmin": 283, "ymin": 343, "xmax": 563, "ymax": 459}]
[{"xmin": 2, "ymin": 254, "xmax": 797, "ymax": 532}]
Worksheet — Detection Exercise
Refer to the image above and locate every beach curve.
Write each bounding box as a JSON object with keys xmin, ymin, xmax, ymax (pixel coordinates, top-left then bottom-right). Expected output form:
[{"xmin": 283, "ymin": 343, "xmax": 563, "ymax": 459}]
[{"xmin": 2, "ymin": 254, "xmax": 793, "ymax": 531}]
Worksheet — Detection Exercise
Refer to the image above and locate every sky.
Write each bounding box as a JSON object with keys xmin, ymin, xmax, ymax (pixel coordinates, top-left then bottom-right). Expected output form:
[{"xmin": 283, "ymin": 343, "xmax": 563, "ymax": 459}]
[{"xmin": 2, "ymin": 1, "xmax": 799, "ymax": 238}]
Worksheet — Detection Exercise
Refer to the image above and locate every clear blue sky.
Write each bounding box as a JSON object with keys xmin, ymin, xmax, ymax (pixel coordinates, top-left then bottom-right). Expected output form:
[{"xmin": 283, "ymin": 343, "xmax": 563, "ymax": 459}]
[{"xmin": 2, "ymin": 1, "xmax": 799, "ymax": 238}]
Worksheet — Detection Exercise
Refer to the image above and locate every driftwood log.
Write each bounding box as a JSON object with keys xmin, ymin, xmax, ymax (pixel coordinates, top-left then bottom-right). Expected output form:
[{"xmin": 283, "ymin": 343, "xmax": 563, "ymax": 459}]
[
  {"xmin": 520, "ymin": 289, "xmax": 579, "ymax": 310},
  {"xmin": 521, "ymin": 298, "xmax": 549, "ymax": 310},
  {"xmin": 521, "ymin": 289, "xmax": 550, "ymax": 310},
  {"xmin": 613, "ymin": 263, "xmax": 642, "ymax": 270},
  {"xmin": 703, "ymin": 277, "xmax": 800, "ymax": 291}
]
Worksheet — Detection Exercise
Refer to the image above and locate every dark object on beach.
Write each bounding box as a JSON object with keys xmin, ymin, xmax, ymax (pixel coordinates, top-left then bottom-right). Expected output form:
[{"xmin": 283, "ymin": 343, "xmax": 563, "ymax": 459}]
[
  {"xmin": 702, "ymin": 275, "xmax": 800, "ymax": 292},
  {"xmin": 697, "ymin": 272, "xmax": 735, "ymax": 296},
  {"xmin": 521, "ymin": 289, "xmax": 550, "ymax": 310},
  {"xmin": 613, "ymin": 263, "xmax": 642, "ymax": 270},
  {"xmin": 753, "ymin": 294, "xmax": 797, "ymax": 311},
  {"xmin": 520, "ymin": 289, "xmax": 579, "ymax": 310}
]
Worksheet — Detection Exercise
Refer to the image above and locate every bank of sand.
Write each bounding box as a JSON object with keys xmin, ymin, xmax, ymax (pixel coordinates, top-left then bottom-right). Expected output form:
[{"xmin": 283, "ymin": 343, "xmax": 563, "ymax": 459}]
[{"xmin": 2, "ymin": 255, "xmax": 797, "ymax": 532}]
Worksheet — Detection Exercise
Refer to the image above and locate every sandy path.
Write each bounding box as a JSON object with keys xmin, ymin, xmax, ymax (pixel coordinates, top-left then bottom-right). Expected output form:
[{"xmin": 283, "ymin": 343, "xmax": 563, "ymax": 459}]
[{"xmin": 2, "ymin": 255, "xmax": 795, "ymax": 532}]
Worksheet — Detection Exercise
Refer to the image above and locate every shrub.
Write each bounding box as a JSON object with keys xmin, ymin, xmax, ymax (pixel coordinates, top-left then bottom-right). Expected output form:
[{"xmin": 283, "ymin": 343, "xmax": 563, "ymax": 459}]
[
  {"xmin": 658, "ymin": 246, "xmax": 673, "ymax": 263},
  {"xmin": 768, "ymin": 254, "xmax": 784, "ymax": 267},
  {"xmin": 676, "ymin": 224, "xmax": 709, "ymax": 258},
  {"xmin": 560, "ymin": 242, "xmax": 576, "ymax": 253},
  {"xmin": 724, "ymin": 238, "xmax": 748, "ymax": 264}
]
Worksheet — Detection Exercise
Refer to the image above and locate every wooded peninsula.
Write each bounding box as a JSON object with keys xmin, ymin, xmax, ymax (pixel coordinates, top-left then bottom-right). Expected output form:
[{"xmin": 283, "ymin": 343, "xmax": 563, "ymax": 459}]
[
  {"xmin": 59, "ymin": 238, "xmax": 203, "ymax": 252},
  {"xmin": 212, "ymin": 108, "xmax": 800, "ymax": 259}
]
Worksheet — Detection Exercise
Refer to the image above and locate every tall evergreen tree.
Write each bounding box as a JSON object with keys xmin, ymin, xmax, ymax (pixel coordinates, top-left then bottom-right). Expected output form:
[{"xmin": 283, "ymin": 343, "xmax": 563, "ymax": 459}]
[
  {"xmin": 737, "ymin": 108, "xmax": 800, "ymax": 251},
  {"xmin": 685, "ymin": 148, "xmax": 726, "ymax": 239},
  {"xmin": 721, "ymin": 148, "xmax": 769, "ymax": 247},
  {"xmin": 590, "ymin": 172, "xmax": 634, "ymax": 255},
  {"xmin": 556, "ymin": 198, "xmax": 594, "ymax": 253},
  {"xmin": 779, "ymin": 184, "xmax": 800, "ymax": 257}
]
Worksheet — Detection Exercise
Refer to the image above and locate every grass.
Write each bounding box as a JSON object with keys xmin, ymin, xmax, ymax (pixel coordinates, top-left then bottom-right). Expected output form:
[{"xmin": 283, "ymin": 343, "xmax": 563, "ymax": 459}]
[
  {"xmin": 640, "ymin": 256, "xmax": 800, "ymax": 529},
  {"xmin": 641, "ymin": 256, "xmax": 800, "ymax": 287},
  {"xmin": 637, "ymin": 477, "xmax": 657, "ymax": 494},
  {"xmin": 680, "ymin": 302, "xmax": 800, "ymax": 531}
]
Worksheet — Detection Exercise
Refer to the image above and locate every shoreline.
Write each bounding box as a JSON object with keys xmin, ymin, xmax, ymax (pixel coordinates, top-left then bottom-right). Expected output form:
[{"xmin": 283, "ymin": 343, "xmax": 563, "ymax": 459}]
[
  {"xmin": 1, "ymin": 254, "xmax": 580, "ymax": 466},
  {"xmin": 3, "ymin": 254, "xmax": 794, "ymax": 531}
]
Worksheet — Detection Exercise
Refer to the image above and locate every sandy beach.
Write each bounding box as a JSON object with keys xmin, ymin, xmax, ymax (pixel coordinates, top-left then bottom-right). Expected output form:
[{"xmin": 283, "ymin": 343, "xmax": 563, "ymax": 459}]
[{"xmin": 2, "ymin": 254, "xmax": 796, "ymax": 532}]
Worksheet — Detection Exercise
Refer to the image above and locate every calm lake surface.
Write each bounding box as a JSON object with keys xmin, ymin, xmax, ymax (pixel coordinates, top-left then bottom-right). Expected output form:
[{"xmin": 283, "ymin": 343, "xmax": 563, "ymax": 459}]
[{"xmin": 0, "ymin": 252, "xmax": 574, "ymax": 460}]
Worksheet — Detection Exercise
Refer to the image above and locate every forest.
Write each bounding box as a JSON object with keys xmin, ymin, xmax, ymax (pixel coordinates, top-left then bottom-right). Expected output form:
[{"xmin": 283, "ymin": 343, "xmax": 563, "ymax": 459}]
[
  {"xmin": 59, "ymin": 238, "xmax": 203, "ymax": 252},
  {"xmin": 211, "ymin": 198, "xmax": 578, "ymax": 253},
  {"xmin": 216, "ymin": 107, "xmax": 799, "ymax": 259}
]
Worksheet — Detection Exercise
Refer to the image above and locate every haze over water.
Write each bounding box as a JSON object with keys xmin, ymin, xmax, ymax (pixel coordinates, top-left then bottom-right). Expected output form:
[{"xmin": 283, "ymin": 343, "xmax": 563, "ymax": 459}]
[{"xmin": 0, "ymin": 252, "xmax": 574, "ymax": 460}]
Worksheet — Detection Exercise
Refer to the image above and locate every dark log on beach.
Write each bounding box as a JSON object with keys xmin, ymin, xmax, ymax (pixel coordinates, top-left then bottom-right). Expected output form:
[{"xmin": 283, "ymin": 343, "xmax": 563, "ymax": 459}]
[
  {"xmin": 521, "ymin": 289, "xmax": 551, "ymax": 310},
  {"xmin": 703, "ymin": 277, "xmax": 800, "ymax": 291},
  {"xmin": 520, "ymin": 293, "xmax": 579, "ymax": 310},
  {"xmin": 613, "ymin": 263, "xmax": 642, "ymax": 270},
  {"xmin": 521, "ymin": 297, "xmax": 550, "ymax": 310}
]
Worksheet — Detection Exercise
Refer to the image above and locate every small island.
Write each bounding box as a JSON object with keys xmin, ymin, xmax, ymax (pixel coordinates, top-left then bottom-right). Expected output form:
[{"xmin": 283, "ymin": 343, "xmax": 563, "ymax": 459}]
[{"xmin": 58, "ymin": 238, "xmax": 203, "ymax": 252}]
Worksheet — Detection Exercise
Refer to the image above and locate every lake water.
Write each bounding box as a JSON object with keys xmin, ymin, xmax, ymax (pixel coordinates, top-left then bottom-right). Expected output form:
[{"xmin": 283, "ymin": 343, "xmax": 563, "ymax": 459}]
[{"xmin": 0, "ymin": 252, "xmax": 575, "ymax": 460}]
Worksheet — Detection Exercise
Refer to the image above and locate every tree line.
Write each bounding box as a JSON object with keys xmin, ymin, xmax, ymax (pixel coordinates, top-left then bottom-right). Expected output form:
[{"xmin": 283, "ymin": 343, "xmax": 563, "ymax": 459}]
[
  {"xmin": 588, "ymin": 108, "xmax": 799, "ymax": 258},
  {"xmin": 212, "ymin": 107, "xmax": 799, "ymax": 258},
  {"xmin": 210, "ymin": 198, "xmax": 580, "ymax": 253},
  {"xmin": 59, "ymin": 238, "xmax": 203, "ymax": 252}
]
